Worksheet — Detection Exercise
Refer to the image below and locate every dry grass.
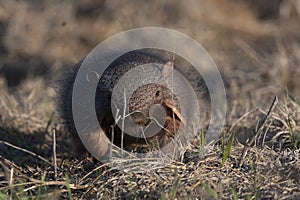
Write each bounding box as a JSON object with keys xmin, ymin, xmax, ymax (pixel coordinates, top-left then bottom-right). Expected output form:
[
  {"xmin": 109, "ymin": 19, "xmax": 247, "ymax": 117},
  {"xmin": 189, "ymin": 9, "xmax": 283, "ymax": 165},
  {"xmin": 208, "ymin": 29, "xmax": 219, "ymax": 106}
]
[{"xmin": 0, "ymin": 0, "xmax": 300, "ymax": 199}]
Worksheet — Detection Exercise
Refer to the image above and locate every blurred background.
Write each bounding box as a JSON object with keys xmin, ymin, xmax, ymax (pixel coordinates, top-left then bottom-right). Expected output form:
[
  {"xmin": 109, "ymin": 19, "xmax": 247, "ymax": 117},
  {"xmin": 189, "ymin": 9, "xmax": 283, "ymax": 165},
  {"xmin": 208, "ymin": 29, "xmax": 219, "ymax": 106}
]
[
  {"xmin": 0, "ymin": 0, "xmax": 299, "ymax": 140},
  {"xmin": 0, "ymin": 0, "xmax": 299, "ymax": 86}
]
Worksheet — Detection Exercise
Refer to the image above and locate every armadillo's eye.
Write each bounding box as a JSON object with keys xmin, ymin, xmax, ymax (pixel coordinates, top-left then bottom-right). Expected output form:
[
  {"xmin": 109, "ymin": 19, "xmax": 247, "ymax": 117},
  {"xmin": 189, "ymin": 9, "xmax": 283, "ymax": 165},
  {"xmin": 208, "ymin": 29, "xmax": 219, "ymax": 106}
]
[{"xmin": 155, "ymin": 90, "xmax": 162, "ymax": 97}]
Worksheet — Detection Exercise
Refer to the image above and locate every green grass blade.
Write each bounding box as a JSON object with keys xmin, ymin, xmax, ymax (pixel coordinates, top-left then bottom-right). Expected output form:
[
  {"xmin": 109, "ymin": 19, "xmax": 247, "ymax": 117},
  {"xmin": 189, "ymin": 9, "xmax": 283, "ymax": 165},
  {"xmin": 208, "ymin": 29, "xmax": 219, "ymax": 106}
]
[
  {"xmin": 201, "ymin": 182, "xmax": 218, "ymax": 200},
  {"xmin": 222, "ymin": 132, "xmax": 235, "ymax": 166},
  {"xmin": 65, "ymin": 174, "xmax": 72, "ymax": 200},
  {"xmin": 45, "ymin": 111, "xmax": 55, "ymax": 133},
  {"xmin": 231, "ymin": 184, "xmax": 238, "ymax": 200},
  {"xmin": 200, "ymin": 130, "xmax": 205, "ymax": 158},
  {"xmin": 170, "ymin": 178, "xmax": 180, "ymax": 199}
]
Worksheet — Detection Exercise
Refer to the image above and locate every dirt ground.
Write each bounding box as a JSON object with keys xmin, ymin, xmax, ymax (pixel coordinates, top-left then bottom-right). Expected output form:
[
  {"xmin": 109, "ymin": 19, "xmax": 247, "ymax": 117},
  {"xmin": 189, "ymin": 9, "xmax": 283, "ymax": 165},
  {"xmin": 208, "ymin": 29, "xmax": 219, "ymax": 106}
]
[{"xmin": 0, "ymin": 0, "xmax": 300, "ymax": 199}]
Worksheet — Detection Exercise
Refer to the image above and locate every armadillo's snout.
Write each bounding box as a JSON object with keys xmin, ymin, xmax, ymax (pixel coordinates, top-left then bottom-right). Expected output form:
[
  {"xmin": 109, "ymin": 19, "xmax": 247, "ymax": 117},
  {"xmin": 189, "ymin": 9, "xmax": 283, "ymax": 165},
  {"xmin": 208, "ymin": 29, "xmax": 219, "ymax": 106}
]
[{"xmin": 130, "ymin": 110, "xmax": 151, "ymax": 126}]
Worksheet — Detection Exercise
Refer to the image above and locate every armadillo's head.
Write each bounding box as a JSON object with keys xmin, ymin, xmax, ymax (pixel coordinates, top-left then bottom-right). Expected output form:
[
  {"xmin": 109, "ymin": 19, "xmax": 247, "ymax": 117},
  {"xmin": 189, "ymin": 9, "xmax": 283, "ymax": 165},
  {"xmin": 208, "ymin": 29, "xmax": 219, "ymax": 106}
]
[{"xmin": 128, "ymin": 83, "xmax": 185, "ymax": 128}]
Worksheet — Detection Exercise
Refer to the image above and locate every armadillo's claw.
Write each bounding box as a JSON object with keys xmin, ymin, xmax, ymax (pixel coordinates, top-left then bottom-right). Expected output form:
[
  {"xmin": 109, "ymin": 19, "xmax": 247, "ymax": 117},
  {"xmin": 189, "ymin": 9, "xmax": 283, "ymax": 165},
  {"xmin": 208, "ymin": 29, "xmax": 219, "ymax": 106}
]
[{"xmin": 164, "ymin": 100, "xmax": 186, "ymax": 125}]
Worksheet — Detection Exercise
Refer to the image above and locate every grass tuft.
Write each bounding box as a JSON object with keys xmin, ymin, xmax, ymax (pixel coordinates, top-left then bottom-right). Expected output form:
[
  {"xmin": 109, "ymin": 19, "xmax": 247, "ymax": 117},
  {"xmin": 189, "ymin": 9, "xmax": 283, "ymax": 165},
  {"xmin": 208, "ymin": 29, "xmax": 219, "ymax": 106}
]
[{"xmin": 287, "ymin": 116, "xmax": 300, "ymax": 149}]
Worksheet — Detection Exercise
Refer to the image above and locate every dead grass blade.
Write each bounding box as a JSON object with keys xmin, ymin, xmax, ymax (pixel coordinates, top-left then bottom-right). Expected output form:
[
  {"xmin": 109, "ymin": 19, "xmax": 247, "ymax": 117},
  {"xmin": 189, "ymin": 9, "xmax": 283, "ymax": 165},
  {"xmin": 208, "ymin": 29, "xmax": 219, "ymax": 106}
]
[
  {"xmin": 0, "ymin": 140, "xmax": 55, "ymax": 169},
  {"xmin": 239, "ymin": 96, "xmax": 278, "ymax": 167}
]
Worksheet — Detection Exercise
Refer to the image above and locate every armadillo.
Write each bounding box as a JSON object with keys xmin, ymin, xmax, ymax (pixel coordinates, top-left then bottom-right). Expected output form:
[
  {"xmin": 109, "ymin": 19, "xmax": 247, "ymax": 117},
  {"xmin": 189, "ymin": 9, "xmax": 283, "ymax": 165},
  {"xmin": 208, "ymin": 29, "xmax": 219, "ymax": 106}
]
[{"xmin": 56, "ymin": 49, "xmax": 206, "ymax": 158}]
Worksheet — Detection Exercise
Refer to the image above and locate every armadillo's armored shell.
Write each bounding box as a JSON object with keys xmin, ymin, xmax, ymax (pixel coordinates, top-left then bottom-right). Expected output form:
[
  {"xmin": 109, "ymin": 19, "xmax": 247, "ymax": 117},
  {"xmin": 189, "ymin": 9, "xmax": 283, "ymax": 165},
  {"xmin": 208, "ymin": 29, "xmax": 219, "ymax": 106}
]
[{"xmin": 57, "ymin": 49, "xmax": 207, "ymax": 158}]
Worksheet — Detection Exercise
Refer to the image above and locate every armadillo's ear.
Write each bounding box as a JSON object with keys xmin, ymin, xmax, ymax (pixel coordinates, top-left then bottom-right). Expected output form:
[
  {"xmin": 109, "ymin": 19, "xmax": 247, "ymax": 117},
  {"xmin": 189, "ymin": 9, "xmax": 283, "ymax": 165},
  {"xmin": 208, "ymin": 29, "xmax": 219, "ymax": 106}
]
[
  {"xmin": 162, "ymin": 61, "xmax": 174, "ymax": 80},
  {"xmin": 164, "ymin": 100, "xmax": 186, "ymax": 125}
]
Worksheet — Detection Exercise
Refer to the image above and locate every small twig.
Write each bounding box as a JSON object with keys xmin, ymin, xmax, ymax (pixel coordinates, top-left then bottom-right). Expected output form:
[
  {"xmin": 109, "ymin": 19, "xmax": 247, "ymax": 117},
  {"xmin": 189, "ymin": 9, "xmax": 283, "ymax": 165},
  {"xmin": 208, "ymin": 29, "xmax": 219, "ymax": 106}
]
[
  {"xmin": 78, "ymin": 163, "xmax": 109, "ymax": 184},
  {"xmin": 52, "ymin": 126, "xmax": 57, "ymax": 179},
  {"xmin": 239, "ymin": 96, "xmax": 278, "ymax": 168},
  {"xmin": 250, "ymin": 97, "xmax": 278, "ymax": 146},
  {"xmin": 140, "ymin": 127, "xmax": 149, "ymax": 146},
  {"xmin": 15, "ymin": 180, "xmax": 88, "ymax": 191},
  {"xmin": 9, "ymin": 167, "xmax": 13, "ymax": 200},
  {"xmin": 110, "ymin": 125, "xmax": 114, "ymax": 160},
  {"xmin": 121, "ymin": 88, "xmax": 127, "ymax": 154},
  {"xmin": 149, "ymin": 116, "xmax": 170, "ymax": 134},
  {"xmin": 0, "ymin": 162, "xmax": 87, "ymax": 191},
  {"xmin": 0, "ymin": 140, "xmax": 56, "ymax": 169},
  {"xmin": 260, "ymin": 121, "xmax": 272, "ymax": 147}
]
